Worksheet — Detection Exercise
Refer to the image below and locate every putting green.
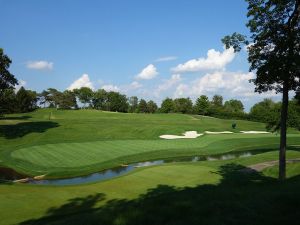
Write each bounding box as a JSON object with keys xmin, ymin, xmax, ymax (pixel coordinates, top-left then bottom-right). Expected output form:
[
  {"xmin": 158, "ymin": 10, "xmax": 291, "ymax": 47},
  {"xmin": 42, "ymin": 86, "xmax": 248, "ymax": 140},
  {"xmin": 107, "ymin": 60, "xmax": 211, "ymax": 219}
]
[{"xmin": 7, "ymin": 134, "xmax": 300, "ymax": 177}]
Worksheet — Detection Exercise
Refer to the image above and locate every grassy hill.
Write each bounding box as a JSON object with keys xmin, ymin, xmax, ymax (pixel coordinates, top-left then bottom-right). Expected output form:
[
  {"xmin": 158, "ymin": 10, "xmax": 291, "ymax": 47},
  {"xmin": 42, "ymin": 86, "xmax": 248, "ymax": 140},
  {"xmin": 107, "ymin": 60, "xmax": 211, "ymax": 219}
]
[
  {"xmin": 1, "ymin": 109, "xmax": 300, "ymax": 224},
  {"xmin": 1, "ymin": 109, "xmax": 300, "ymax": 177}
]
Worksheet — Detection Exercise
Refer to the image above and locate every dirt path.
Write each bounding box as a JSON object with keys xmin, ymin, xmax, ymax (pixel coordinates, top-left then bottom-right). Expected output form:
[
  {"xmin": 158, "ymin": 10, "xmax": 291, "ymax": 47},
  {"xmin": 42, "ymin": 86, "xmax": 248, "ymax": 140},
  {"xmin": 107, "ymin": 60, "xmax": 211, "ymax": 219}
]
[{"xmin": 242, "ymin": 158, "xmax": 300, "ymax": 172}]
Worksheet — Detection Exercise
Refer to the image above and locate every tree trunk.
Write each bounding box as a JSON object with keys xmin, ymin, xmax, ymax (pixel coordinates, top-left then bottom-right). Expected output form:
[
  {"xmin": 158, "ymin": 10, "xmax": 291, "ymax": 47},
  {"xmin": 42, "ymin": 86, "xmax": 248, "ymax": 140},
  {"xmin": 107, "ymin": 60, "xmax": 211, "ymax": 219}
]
[{"xmin": 279, "ymin": 82, "xmax": 289, "ymax": 180}]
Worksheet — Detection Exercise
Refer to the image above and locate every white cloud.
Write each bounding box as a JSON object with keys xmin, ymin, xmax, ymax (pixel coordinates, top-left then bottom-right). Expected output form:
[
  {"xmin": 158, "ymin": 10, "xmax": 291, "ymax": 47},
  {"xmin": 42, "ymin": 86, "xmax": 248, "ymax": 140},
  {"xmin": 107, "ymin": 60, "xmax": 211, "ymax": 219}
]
[
  {"xmin": 101, "ymin": 84, "xmax": 120, "ymax": 92},
  {"xmin": 136, "ymin": 64, "xmax": 158, "ymax": 80},
  {"xmin": 68, "ymin": 74, "xmax": 94, "ymax": 90},
  {"xmin": 26, "ymin": 61, "xmax": 53, "ymax": 70},
  {"xmin": 14, "ymin": 80, "xmax": 27, "ymax": 92},
  {"xmin": 129, "ymin": 81, "xmax": 142, "ymax": 89},
  {"xmin": 174, "ymin": 71, "xmax": 256, "ymax": 98},
  {"xmin": 154, "ymin": 74, "xmax": 182, "ymax": 97},
  {"xmin": 155, "ymin": 56, "xmax": 177, "ymax": 62},
  {"xmin": 172, "ymin": 47, "xmax": 235, "ymax": 73}
]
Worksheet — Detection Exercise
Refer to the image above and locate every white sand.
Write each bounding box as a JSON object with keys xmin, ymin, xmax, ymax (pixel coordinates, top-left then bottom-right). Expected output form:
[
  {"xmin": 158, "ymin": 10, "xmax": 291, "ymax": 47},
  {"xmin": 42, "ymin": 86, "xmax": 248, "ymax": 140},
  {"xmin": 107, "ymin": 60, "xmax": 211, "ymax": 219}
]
[
  {"xmin": 240, "ymin": 131, "xmax": 270, "ymax": 134},
  {"xmin": 159, "ymin": 130, "xmax": 270, "ymax": 139},
  {"xmin": 159, "ymin": 131, "xmax": 203, "ymax": 139},
  {"xmin": 205, "ymin": 131, "xmax": 233, "ymax": 134}
]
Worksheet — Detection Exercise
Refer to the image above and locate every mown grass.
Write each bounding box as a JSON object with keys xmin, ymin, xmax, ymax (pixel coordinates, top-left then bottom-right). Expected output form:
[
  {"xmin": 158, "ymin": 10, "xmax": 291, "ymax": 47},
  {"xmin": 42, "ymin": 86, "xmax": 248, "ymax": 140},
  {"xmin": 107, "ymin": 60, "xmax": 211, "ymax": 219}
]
[
  {"xmin": 1, "ymin": 109, "xmax": 300, "ymax": 224},
  {"xmin": 1, "ymin": 109, "xmax": 300, "ymax": 177},
  {"xmin": 1, "ymin": 150, "xmax": 300, "ymax": 225}
]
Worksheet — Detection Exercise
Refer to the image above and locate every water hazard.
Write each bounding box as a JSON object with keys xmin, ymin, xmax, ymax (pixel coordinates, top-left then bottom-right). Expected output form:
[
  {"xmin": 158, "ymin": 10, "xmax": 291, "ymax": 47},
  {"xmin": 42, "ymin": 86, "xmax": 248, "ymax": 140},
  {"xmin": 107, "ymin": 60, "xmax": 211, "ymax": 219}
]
[{"xmin": 1, "ymin": 149, "xmax": 270, "ymax": 186}]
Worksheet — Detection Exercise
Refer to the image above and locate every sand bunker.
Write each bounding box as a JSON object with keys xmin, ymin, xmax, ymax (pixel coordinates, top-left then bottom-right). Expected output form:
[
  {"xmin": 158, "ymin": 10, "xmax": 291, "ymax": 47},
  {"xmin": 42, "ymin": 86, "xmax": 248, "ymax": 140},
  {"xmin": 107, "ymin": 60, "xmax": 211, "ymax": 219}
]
[
  {"xmin": 160, "ymin": 130, "xmax": 270, "ymax": 139},
  {"xmin": 159, "ymin": 131, "xmax": 203, "ymax": 139},
  {"xmin": 205, "ymin": 131, "xmax": 233, "ymax": 134},
  {"xmin": 240, "ymin": 131, "xmax": 270, "ymax": 134}
]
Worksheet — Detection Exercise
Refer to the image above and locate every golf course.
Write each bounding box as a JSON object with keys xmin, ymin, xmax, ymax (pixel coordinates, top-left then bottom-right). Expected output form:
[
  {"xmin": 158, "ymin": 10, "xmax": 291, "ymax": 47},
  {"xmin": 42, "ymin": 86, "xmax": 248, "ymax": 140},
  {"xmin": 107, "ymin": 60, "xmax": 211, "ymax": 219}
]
[
  {"xmin": 1, "ymin": 109, "xmax": 300, "ymax": 224},
  {"xmin": 1, "ymin": 0, "xmax": 300, "ymax": 224}
]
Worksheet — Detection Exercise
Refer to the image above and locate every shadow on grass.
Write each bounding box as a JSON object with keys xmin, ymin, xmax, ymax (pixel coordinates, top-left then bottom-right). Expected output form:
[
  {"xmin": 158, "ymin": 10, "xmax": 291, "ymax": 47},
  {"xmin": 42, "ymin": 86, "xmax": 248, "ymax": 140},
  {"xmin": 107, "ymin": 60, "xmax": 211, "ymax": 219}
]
[
  {"xmin": 0, "ymin": 115, "xmax": 32, "ymax": 120},
  {"xmin": 19, "ymin": 164, "xmax": 300, "ymax": 225},
  {"xmin": 0, "ymin": 121, "xmax": 59, "ymax": 139}
]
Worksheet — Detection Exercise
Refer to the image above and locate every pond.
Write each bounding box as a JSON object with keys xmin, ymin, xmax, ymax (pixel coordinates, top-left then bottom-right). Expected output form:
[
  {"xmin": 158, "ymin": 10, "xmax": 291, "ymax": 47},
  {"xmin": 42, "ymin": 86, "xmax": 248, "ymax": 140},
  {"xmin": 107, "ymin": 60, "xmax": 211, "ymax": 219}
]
[{"xmin": 1, "ymin": 149, "xmax": 270, "ymax": 186}]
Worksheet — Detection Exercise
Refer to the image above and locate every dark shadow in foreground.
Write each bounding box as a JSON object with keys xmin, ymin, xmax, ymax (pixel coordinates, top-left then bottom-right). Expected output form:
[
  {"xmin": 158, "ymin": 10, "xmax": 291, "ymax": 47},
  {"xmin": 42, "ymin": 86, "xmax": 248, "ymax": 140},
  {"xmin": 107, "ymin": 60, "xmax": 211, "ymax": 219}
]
[
  {"xmin": 19, "ymin": 164, "xmax": 300, "ymax": 225},
  {"xmin": 0, "ymin": 121, "xmax": 59, "ymax": 139}
]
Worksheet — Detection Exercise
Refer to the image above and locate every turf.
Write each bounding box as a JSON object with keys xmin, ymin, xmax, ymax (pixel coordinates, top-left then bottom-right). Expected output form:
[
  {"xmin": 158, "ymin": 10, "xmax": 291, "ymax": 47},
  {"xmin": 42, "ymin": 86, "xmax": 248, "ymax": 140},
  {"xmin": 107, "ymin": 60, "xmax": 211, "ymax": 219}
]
[
  {"xmin": 1, "ymin": 150, "xmax": 300, "ymax": 225},
  {"xmin": 1, "ymin": 109, "xmax": 300, "ymax": 224},
  {"xmin": 1, "ymin": 109, "xmax": 300, "ymax": 177}
]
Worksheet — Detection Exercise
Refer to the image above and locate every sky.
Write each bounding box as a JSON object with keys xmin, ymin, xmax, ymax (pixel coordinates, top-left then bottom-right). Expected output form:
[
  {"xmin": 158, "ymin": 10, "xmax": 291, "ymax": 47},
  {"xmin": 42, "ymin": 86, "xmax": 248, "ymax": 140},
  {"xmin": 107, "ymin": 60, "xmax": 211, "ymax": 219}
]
[{"xmin": 1, "ymin": 0, "xmax": 282, "ymax": 111}]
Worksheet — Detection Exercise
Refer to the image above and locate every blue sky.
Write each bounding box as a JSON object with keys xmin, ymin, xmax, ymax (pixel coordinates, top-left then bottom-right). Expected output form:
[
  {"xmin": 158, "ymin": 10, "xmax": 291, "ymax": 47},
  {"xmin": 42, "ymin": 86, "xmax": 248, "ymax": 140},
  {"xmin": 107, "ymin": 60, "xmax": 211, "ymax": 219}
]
[{"xmin": 1, "ymin": 0, "xmax": 281, "ymax": 111}]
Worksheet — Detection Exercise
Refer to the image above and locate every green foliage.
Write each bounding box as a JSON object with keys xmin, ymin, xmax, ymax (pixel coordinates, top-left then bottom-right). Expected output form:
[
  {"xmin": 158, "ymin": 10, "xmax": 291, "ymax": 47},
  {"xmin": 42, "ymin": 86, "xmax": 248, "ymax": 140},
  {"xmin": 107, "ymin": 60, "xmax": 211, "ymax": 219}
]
[
  {"xmin": 106, "ymin": 91, "xmax": 128, "ymax": 112},
  {"xmin": 224, "ymin": 99, "xmax": 244, "ymax": 113},
  {"xmin": 0, "ymin": 89, "xmax": 16, "ymax": 114},
  {"xmin": 92, "ymin": 89, "xmax": 107, "ymax": 110},
  {"xmin": 128, "ymin": 96, "xmax": 138, "ymax": 113},
  {"xmin": 160, "ymin": 98, "xmax": 174, "ymax": 113},
  {"xmin": 57, "ymin": 90, "xmax": 77, "ymax": 109},
  {"xmin": 246, "ymin": 0, "xmax": 300, "ymax": 93},
  {"xmin": 74, "ymin": 87, "xmax": 94, "ymax": 107},
  {"xmin": 173, "ymin": 98, "xmax": 193, "ymax": 114},
  {"xmin": 221, "ymin": 32, "xmax": 249, "ymax": 52},
  {"xmin": 138, "ymin": 99, "xmax": 148, "ymax": 113},
  {"xmin": 16, "ymin": 87, "xmax": 38, "ymax": 113},
  {"xmin": 194, "ymin": 95, "xmax": 210, "ymax": 115},
  {"xmin": 0, "ymin": 48, "xmax": 18, "ymax": 91},
  {"xmin": 147, "ymin": 100, "xmax": 158, "ymax": 113},
  {"xmin": 211, "ymin": 95, "xmax": 223, "ymax": 108}
]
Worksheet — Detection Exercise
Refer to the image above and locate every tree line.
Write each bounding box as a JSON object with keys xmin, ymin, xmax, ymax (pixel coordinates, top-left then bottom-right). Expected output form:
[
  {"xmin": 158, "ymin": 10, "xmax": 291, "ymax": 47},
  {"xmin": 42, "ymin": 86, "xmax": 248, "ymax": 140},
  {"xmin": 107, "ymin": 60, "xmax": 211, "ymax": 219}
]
[{"xmin": 1, "ymin": 85, "xmax": 300, "ymax": 131}]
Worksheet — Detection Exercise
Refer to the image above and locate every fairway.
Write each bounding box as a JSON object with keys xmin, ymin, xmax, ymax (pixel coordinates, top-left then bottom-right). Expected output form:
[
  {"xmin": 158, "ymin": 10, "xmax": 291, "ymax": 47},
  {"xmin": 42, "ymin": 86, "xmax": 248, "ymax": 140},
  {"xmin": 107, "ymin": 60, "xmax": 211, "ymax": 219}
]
[
  {"xmin": 1, "ymin": 109, "xmax": 300, "ymax": 178},
  {"xmin": 1, "ymin": 110, "xmax": 300, "ymax": 225}
]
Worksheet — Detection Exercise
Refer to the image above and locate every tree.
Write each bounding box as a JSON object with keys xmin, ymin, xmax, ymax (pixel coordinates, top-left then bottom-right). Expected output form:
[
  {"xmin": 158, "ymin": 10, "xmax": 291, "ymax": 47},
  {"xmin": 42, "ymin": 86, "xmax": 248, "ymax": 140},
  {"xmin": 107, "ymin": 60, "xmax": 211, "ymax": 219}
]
[
  {"xmin": 160, "ymin": 98, "xmax": 174, "ymax": 113},
  {"xmin": 211, "ymin": 95, "xmax": 223, "ymax": 108},
  {"xmin": 58, "ymin": 90, "xmax": 77, "ymax": 109},
  {"xmin": 74, "ymin": 87, "xmax": 94, "ymax": 108},
  {"xmin": 46, "ymin": 88, "xmax": 61, "ymax": 108},
  {"xmin": 0, "ymin": 48, "xmax": 18, "ymax": 116},
  {"xmin": 147, "ymin": 100, "xmax": 158, "ymax": 113},
  {"xmin": 194, "ymin": 95, "xmax": 210, "ymax": 115},
  {"xmin": 224, "ymin": 99, "xmax": 244, "ymax": 113},
  {"xmin": 249, "ymin": 99, "xmax": 280, "ymax": 130},
  {"xmin": 222, "ymin": 0, "xmax": 300, "ymax": 179},
  {"xmin": 92, "ymin": 89, "xmax": 107, "ymax": 110},
  {"xmin": 0, "ymin": 48, "xmax": 18, "ymax": 91},
  {"xmin": 128, "ymin": 96, "xmax": 138, "ymax": 113},
  {"xmin": 138, "ymin": 99, "xmax": 148, "ymax": 113},
  {"xmin": 16, "ymin": 87, "xmax": 38, "ymax": 112},
  {"xmin": 106, "ymin": 91, "xmax": 128, "ymax": 112},
  {"xmin": 0, "ymin": 89, "xmax": 16, "ymax": 114},
  {"xmin": 173, "ymin": 98, "xmax": 193, "ymax": 114}
]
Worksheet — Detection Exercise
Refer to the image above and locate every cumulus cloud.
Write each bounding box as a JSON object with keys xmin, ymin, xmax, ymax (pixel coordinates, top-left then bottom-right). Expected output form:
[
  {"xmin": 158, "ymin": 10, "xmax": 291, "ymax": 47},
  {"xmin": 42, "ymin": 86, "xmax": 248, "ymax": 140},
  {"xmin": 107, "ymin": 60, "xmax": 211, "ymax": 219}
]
[
  {"xmin": 154, "ymin": 74, "xmax": 182, "ymax": 97},
  {"xmin": 101, "ymin": 84, "xmax": 120, "ymax": 92},
  {"xmin": 26, "ymin": 61, "xmax": 53, "ymax": 70},
  {"xmin": 68, "ymin": 74, "xmax": 94, "ymax": 90},
  {"xmin": 174, "ymin": 71, "xmax": 256, "ymax": 98},
  {"xmin": 14, "ymin": 80, "xmax": 27, "ymax": 92},
  {"xmin": 155, "ymin": 56, "xmax": 177, "ymax": 62},
  {"xmin": 172, "ymin": 47, "xmax": 235, "ymax": 73},
  {"xmin": 136, "ymin": 64, "xmax": 158, "ymax": 80}
]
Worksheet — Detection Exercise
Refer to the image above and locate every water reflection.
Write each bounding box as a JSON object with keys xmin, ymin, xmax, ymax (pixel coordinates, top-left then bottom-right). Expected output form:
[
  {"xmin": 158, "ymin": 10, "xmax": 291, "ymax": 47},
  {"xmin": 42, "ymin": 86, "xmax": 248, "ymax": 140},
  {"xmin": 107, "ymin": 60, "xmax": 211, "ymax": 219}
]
[{"xmin": 2, "ymin": 149, "xmax": 271, "ymax": 186}]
